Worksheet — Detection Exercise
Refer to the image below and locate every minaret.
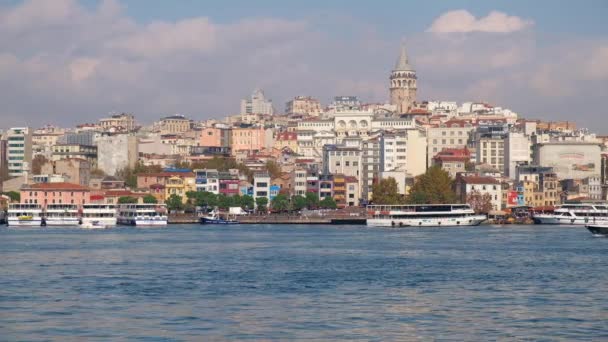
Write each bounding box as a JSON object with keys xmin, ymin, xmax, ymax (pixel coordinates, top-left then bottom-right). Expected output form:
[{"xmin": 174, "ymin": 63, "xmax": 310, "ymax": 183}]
[{"xmin": 390, "ymin": 44, "xmax": 417, "ymax": 114}]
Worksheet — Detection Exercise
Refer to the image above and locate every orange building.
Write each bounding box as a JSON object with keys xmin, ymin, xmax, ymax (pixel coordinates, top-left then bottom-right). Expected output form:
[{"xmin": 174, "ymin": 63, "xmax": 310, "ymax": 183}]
[
  {"xmin": 231, "ymin": 127, "xmax": 273, "ymax": 155},
  {"xmin": 20, "ymin": 182, "xmax": 90, "ymax": 209}
]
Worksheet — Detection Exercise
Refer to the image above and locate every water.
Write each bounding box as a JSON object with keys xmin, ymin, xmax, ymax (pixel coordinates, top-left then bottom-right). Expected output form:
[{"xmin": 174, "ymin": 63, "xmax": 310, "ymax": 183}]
[{"xmin": 1, "ymin": 224, "xmax": 607, "ymax": 341}]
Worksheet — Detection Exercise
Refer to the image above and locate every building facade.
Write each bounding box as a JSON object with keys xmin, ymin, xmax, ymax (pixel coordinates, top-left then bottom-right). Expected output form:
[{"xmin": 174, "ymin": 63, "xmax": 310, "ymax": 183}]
[{"xmin": 6, "ymin": 127, "xmax": 33, "ymax": 177}]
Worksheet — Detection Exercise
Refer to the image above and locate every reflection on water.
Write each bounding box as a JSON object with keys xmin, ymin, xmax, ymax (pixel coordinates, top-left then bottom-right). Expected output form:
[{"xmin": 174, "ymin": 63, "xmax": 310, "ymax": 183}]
[{"xmin": 1, "ymin": 225, "xmax": 607, "ymax": 340}]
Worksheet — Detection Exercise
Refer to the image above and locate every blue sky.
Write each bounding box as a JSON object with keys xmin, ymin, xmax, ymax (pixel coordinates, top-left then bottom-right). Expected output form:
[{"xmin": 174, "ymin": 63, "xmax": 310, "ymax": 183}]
[{"xmin": 1, "ymin": 0, "xmax": 607, "ymax": 131}]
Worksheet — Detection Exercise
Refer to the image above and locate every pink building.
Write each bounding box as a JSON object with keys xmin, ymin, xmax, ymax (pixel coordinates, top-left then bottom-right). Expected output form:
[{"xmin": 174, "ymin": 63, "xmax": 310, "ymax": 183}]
[
  {"xmin": 200, "ymin": 127, "xmax": 231, "ymax": 147},
  {"xmin": 231, "ymin": 127, "xmax": 273, "ymax": 155},
  {"xmin": 219, "ymin": 178, "xmax": 240, "ymax": 196},
  {"xmin": 20, "ymin": 182, "xmax": 91, "ymax": 209}
]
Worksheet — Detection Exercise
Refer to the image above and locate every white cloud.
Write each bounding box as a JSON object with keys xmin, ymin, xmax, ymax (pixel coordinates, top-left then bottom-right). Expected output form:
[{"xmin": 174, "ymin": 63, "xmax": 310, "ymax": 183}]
[{"xmin": 428, "ymin": 10, "xmax": 533, "ymax": 34}]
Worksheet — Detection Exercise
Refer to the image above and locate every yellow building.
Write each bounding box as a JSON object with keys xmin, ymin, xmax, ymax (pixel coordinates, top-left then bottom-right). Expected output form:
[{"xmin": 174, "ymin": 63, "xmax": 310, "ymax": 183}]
[{"xmin": 164, "ymin": 174, "xmax": 196, "ymax": 204}]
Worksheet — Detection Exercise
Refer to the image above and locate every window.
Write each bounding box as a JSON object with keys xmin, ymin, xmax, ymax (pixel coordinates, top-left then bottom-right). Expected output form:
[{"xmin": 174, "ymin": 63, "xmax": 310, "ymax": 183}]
[{"xmin": 345, "ymin": 161, "xmax": 350, "ymax": 166}]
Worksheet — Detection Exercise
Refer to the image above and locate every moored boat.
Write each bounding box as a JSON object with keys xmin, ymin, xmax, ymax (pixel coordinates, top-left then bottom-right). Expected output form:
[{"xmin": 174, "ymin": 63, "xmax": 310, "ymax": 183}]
[
  {"xmin": 7, "ymin": 203, "xmax": 44, "ymax": 227},
  {"xmin": 200, "ymin": 210, "xmax": 239, "ymax": 225},
  {"xmin": 366, "ymin": 204, "xmax": 486, "ymax": 227},
  {"xmin": 117, "ymin": 204, "xmax": 168, "ymax": 226},
  {"xmin": 81, "ymin": 204, "xmax": 117, "ymax": 228},
  {"xmin": 533, "ymin": 203, "xmax": 608, "ymax": 225},
  {"xmin": 45, "ymin": 204, "xmax": 80, "ymax": 226},
  {"xmin": 586, "ymin": 225, "xmax": 608, "ymax": 236}
]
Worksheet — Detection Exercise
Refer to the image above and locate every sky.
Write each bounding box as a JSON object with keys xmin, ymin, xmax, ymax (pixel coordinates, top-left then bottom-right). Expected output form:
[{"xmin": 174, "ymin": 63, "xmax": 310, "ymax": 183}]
[{"xmin": 1, "ymin": 0, "xmax": 607, "ymax": 131}]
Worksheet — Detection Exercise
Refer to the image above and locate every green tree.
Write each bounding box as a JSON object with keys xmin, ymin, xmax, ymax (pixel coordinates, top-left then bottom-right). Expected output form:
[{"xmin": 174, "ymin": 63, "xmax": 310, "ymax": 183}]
[
  {"xmin": 271, "ymin": 194, "xmax": 289, "ymax": 212},
  {"xmin": 143, "ymin": 194, "xmax": 158, "ymax": 204},
  {"xmin": 118, "ymin": 196, "xmax": 138, "ymax": 204},
  {"xmin": 305, "ymin": 192, "xmax": 319, "ymax": 209},
  {"xmin": 240, "ymin": 195, "xmax": 255, "ymax": 210},
  {"xmin": 406, "ymin": 166, "xmax": 457, "ymax": 204},
  {"xmin": 2, "ymin": 191, "xmax": 20, "ymax": 202},
  {"xmin": 371, "ymin": 177, "xmax": 402, "ymax": 204},
  {"xmin": 319, "ymin": 197, "xmax": 338, "ymax": 209},
  {"xmin": 90, "ymin": 168, "xmax": 106, "ymax": 178},
  {"xmin": 166, "ymin": 194, "xmax": 184, "ymax": 211},
  {"xmin": 31, "ymin": 154, "xmax": 48, "ymax": 174},
  {"xmin": 255, "ymin": 197, "xmax": 268, "ymax": 213},
  {"xmin": 265, "ymin": 160, "xmax": 282, "ymax": 179},
  {"xmin": 466, "ymin": 190, "xmax": 494, "ymax": 214},
  {"xmin": 217, "ymin": 194, "xmax": 232, "ymax": 210},
  {"xmin": 291, "ymin": 195, "xmax": 307, "ymax": 211}
]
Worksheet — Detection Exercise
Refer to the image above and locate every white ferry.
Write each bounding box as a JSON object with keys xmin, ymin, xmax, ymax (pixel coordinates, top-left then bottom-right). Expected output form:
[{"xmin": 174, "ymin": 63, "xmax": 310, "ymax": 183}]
[
  {"xmin": 45, "ymin": 204, "xmax": 80, "ymax": 226},
  {"xmin": 533, "ymin": 203, "xmax": 608, "ymax": 225},
  {"xmin": 117, "ymin": 204, "xmax": 168, "ymax": 226},
  {"xmin": 81, "ymin": 204, "xmax": 117, "ymax": 228},
  {"xmin": 7, "ymin": 203, "xmax": 44, "ymax": 227},
  {"xmin": 367, "ymin": 204, "xmax": 487, "ymax": 227}
]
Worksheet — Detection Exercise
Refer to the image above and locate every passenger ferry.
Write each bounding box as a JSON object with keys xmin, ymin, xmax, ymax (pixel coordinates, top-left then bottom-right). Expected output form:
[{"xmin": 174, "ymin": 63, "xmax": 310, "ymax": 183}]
[
  {"xmin": 7, "ymin": 203, "xmax": 44, "ymax": 227},
  {"xmin": 117, "ymin": 204, "xmax": 168, "ymax": 226},
  {"xmin": 367, "ymin": 204, "xmax": 487, "ymax": 227},
  {"xmin": 45, "ymin": 204, "xmax": 80, "ymax": 226},
  {"xmin": 81, "ymin": 204, "xmax": 117, "ymax": 228},
  {"xmin": 533, "ymin": 203, "xmax": 608, "ymax": 225}
]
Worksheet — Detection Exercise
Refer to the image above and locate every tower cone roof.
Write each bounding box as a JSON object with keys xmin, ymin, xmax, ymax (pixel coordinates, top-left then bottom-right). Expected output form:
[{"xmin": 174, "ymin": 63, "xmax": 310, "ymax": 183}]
[{"xmin": 394, "ymin": 43, "xmax": 413, "ymax": 71}]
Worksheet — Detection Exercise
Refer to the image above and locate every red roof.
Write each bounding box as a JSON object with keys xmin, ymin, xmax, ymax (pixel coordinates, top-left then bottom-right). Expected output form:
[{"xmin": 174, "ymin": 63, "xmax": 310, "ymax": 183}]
[
  {"xmin": 90, "ymin": 194, "xmax": 105, "ymax": 200},
  {"xmin": 104, "ymin": 190, "xmax": 133, "ymax": 197},
  {"xmin": 24, "ymin": 182, "xmax": 89, "ymax": 191}
]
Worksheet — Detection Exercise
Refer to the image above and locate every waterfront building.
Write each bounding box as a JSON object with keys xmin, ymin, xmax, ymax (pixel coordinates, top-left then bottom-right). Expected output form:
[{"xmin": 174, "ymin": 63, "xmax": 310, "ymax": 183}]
[
  {"xmin": 165, "ymin": 174, "xmax": 196, "ymax": 203},
  {"xmin": 194, "ymin": 169, "xmax": 220, "ymax": 194},
  {"xmin": 20, "ymin": 182, "xmax": 90, "ymax": 208},
  {"xmin": 379, "ymin": 129, "xmax": 427, "ymax": 177},
  {"xmin": 219, "ymin": 172, "xmax": 240, "ymax": 196},
  {"xmin": 292, "ymin": 168, "xmax": 308, "ymax": 196},
  {"xmin": 318, "ymin": 174, "xmax": 332, "ymax": 200},
  {"xmin": 241, "ymin": 88, "xmax": 274, "ymax": 115},
  {"xmin": 253, "ymin": 172, "xmax": 271, "ymax": 205},
  {"xmin": 504, "ymin": 131, "xmax": 531, "ymax": 179},
  {"xmin": 6, "ymin": 127, "xmax": 32, "ymax": 177},
  {"xmin": 345, "ymin": 176, "xmax": 359, "ymax": 206},
  {"xmin": 389, "ymin": 44, "xmax": 417, "ymax": 114},
  {"xmin": 455, "ymin": 176, "xmax": 503, "ymax": 211},
  {"xmin": 286, "ymin": 96, "xmax": 322, "ymax": 116}
]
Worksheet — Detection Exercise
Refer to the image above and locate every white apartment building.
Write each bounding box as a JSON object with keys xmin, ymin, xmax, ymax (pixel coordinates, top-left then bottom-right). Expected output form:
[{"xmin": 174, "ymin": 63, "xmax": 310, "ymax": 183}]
[
  {"xmin": 477, "ymin": 136, "xmax": 505, "ymax": 173},
  {"xmin": 6, "ymin": 127, "xmax": 33, "ymax": 177},
  {"xmin": 504, "ymin": 131, "xmax": 531, "ymax": 179},
  {"xmin": 380, "ymin": 129, "xmax": 427, "ymax": 177},
  {"xmin": 253, "ymin": 172, "xmax": 271, "ymax": 205},
  {"xmin": 241, "ymin": 88, "xmax": 274, "ymax": 115},
  {"xmin": 458, "ymin": 176, "xmax": 503, "ymax": 211}
]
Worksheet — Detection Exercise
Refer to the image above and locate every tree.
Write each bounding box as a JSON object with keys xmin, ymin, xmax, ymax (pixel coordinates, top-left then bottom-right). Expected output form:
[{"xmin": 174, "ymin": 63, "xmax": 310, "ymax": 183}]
[
  {"xmin": 217, "ymin": 194, "xmax": 232, "ymax": 210},
  {"xmin": 2, "ymin": 191, "xmax": 20, "ymax": 202},
  {"xmin": 31, "ymin": 154, "xmax": 48, "ymax": 174},
  {"xmin": 406, "ymin": 166, "xmax": 457, "ymax": 204},
  {"xmin": 466, "ymin": 190, "xmax": 494, "ymax": 214},
  {"xmin": 116, "ymin": 162, "xmax": 163, "ymax": 188},
  {"xmin": 305, "ymin": 192, "xmax": 319, "ymax": 209},
  {"xmin": 118, "ymin": 196, "xmax": 138, "ymax": 204},
  {"xmin": 320, "ymin": 197, "xmax": 337, "ymax": 209},
  {"xmin": 143, "ymin": 194, "xmax": 158, "ymax": 204},
  {"xmin": 291, "ymin": 195, "xmax": 307, "ymax": 211},
  {"xmin": 371, "ymin": 177, "xmax": 402, "ymax": 204},
  {"xmin": 166, "ymin": 194, "xmax": 184, "ymax": 211},
  {"xmin": 240, "ymin": 195, "xmax": 255, "ymax": 210},
  {"xmin": 90, "ymin": 168, "xmax": 106, "ymax": 178},
  {"xmin": 265, "ymin": 160, "xmax": 282, "ymax": 179},
  {"xmin": 271, "ymin": 194, "xmax": 289, "ymax": 212},
  {"xmin": 255, "ymin": 197, "xmax": 268, "ymax": 213}
]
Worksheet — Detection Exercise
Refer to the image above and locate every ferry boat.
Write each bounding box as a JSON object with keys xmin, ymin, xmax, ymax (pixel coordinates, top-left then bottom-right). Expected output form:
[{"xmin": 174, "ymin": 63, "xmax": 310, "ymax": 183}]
[
  {"xmin": 7, "ymin": 203, "xmax": 44, "ymax": 227},
  {"xmin": 45, "ymin": 204, "xmax": 80, "ymax": 226},
  {"xmin": 117, "ymin": 204, "xmax": 168, "ymax": 226},
  {"xmin": 586, "ymin": 224, "xmax": 608, "ymax": 236},
  {"xmin": 81, "ymin": 204, "xmax": 117, "ymax": 228},
  {"xmin": 366, "ymin": 204, "xmax": 487, "ymax": 227},
  {"xmin": 532, "ymin": 203, "xmax": 608, "ymax": 225},
  {"xmin": 200, "ymin": 210, "xmax": 239, "ymax": 225}
]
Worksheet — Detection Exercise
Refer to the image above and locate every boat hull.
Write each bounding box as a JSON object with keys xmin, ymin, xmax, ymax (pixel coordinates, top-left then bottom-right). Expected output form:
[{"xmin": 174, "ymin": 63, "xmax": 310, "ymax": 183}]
[
  {"xmin": 45, "ymin": 218, "xmax": 80, "ymax": 226},
  {"xmin": 586, "ymin": 225, "xmax": 608, "ymax": 236},
  {"xmin": 118, "ymin": 218, "xmax": 168, "ymax": 226},
  {"xmin": 533, "ymin": 215, "xmax": 608, "ymax": 226},
  {"xmin": 367, "ymin": 215, "xmax": 486, "ymax": 227},
  {"xmin": 7, "ymin": 218, "xmax": 43, "ymax": 227},
  {"xmin": 201, "ymin": 218, "xmax": 239, "ymax": 225},
  {"xmin": 81, "ymin": 218, "xmax": 117, "ymax": 228}
]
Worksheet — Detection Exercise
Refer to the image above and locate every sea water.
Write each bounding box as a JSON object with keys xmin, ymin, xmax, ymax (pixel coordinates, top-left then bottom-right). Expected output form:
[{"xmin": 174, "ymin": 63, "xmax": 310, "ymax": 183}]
[{"xmin": 1, "ymin": 225, "xmax": 607, "ymax": 340}]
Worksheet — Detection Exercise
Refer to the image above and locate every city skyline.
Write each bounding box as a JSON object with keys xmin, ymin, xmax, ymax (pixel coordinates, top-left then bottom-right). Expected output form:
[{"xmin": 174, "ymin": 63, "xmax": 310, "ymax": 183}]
[{"xmin": 1, "ymin": 0, "xmax": 607, "ymax": 131}]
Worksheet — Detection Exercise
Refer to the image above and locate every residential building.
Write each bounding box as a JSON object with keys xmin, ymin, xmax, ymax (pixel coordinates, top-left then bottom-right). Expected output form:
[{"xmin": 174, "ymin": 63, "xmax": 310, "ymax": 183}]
[
  {"xmin": 200, "ymin": 127, "xmax": 232, "ymax": 148},
  {"xmin": 379, "ymin": 129, "xmax": 427, "ymax": 177},
  {"xmin": 333, "ymin": 174, "xmax": 347, "ymax": 208},
  {"xmin": 322, "ymin": 144, "xmax": 362, "ymax": 181},
  {"xmin": 432, "ymin": 148, "xmax": 471, "ymax": 178},
  {"xmin": 504, "ymin": 131, "xmax": 531, "ymax": 178},
  {"xmin": 476, "ymin": 135, "xmax": 505, "ymax": 173},
  {"xmin": 99, "ymin": 113, "xmax": 136, "ymax": 132},
  {"xmin": 345, "ymin": 176, "xmax": 359, "ymax": 206},
  {"xmin": 241, "ymin": 88, "xmax": 274, "ymax": 115},
  {"xmin": 219, "ymin": 173, "xmax": 240, "ymax": 196},
  {"xmin": 20, "ymin": 182, "xmax": 90, "ymax": 208},
  {"xmin": 51, "ymin": 144, "xmax": 97, "ymax": 167},
  {"xmin": 292, "ymin": 168, "xmax": 308, "ymax": 196},
  {"xmin": 194, "ymin": 169, "xmax": 220, "ymax": 194},
  {"xmin": 158, "ymin": 115, "xmax": 191, "ymax": 135},
  {"xmin": 6, "ymin": 127, "xmax": 32, "ymax": 177},
  {"xmin": 456, "ymin": 176, "xmax": 503, "ymax": 211},
  {"xmin": 273, "ymin": 131, "xmax": 298, "ymax": 152},
  {"xmin": 426, "ymin": 120, "xmax": 475, "ymax": 166},
  {"xmin": 286, "ymin": 96, "xmax": 322, "ymax": 116},
  {"xmin": 165, "ymin": 174, "xmax": 196, "ymax": 203},
  {"xmin": 583, "ymin": 175, "xmax": 602, "ymax": 200},
  {"xmin": 318, "ymin": 174, "xmax": 332, "ymax": 200},
  {"xmin": 253, "ymin": 172, "xmax": 271, "ymax": 204},
  {"xmin": 231, "ymin": 127, "xmax": 274, "ymax": 155}
]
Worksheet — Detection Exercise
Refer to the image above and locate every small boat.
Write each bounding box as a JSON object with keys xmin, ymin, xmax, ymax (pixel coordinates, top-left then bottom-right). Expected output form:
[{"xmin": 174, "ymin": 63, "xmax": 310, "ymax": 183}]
[
  {"xmin": 200, "ymin": 211, "xmax": 239, "ymax": 225},
  {"xmin": 81, "ymin": 220, "xmax": 107, "ymax": 229},
  {"xmin": 586, "ymin": 225, "xmax": 608, "ymax": 236}
]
